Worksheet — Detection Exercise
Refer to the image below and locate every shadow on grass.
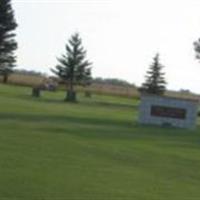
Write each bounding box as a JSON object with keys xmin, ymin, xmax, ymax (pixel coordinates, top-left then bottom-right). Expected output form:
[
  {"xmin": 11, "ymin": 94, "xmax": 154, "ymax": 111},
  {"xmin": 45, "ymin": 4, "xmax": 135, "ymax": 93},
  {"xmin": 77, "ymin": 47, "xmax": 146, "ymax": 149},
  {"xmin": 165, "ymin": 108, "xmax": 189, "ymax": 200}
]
[
  {"xmin": 80, "ymin": 100, "xmax": 138, "ymax": 110},
  {"xmin": 11, "ymin": 91, "xmax": 139, "ymax": 110},
  {"xmin": 16, "ymin": 94, "xmax": 66, "ymax": 104},
  {"xmin": 28, "ymin": 95, "xmax": 138, "ymax": 110},
  {"xmin": 0, "ymin": 112, "xmax": 135, "ymax": 128},
  {"xmin": 1, "ymin": 112, "xmax": 199, "ymax": 143},
  {"xmin": 0, "ymin": 112, "xmax": 197, "ymax": 136}
]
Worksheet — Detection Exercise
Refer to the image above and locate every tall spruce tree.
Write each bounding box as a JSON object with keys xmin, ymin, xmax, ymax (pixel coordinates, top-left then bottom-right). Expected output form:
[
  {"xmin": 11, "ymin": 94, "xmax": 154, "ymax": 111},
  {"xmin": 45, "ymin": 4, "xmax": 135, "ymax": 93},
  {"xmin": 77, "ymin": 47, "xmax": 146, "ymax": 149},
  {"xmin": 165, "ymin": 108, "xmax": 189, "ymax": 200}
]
[
  {"xmin": 139, "ymin": 53, "xmax": 166, "ymax": 95},
  {"xmin": 52, "ymin": 33, "xmax": 92, "ymax": 102},
  {"xmin": 0, "ymin": 0, "xmax": 18, "ymax": 83}
]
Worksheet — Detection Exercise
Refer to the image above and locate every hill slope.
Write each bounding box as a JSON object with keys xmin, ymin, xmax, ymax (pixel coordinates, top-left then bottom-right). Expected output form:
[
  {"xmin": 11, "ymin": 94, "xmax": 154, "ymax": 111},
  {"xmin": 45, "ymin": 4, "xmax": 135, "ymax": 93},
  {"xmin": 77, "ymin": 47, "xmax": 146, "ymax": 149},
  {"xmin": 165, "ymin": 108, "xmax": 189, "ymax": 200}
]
[{"xmin": 0, "ymin": 85, "xmax": 200, "ymax": 200}]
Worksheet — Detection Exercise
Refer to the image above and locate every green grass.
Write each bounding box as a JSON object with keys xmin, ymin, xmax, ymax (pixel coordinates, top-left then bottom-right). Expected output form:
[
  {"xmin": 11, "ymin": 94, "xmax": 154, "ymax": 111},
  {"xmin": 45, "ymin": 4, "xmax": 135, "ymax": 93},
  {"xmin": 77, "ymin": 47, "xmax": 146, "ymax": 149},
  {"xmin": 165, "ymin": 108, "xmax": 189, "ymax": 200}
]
[{"xmin": 0, "ymin": 84, "xmax": 200, "ymax": 200}]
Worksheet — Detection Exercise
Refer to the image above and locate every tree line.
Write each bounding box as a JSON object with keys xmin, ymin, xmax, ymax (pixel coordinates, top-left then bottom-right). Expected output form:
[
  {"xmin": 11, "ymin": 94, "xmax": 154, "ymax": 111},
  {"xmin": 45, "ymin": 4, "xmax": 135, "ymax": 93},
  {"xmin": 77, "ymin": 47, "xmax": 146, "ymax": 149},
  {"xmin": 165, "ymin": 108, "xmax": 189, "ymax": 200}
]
[{"xmin": 93, "ymin": 77, "xmax": 135, "ymax": 87}]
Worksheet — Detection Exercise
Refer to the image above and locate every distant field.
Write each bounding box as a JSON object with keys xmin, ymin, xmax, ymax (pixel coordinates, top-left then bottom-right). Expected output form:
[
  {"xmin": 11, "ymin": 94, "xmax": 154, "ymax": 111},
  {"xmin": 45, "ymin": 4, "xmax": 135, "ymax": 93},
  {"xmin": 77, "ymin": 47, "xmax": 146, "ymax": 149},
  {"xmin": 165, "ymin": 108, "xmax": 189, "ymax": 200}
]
[
  {"xmin": 1, "ymin": 73, "xmax": 199, "ymax": 100},
  {"xmin": 0, "ymin": 84, "xmax": 200, "ymax": 200},
  {"xmin": 0, "ymin": 73, "xmax": 44, "ymax": 87},
  {"xmin": 0, "ymin": 73, "xmax": 139, "ymax": 98}
]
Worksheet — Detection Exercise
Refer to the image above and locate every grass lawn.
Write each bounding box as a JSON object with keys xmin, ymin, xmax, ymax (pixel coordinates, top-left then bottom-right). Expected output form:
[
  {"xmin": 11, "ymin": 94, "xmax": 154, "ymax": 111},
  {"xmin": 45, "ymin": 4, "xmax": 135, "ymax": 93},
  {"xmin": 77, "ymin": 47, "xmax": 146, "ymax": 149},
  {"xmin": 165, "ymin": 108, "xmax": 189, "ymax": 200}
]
[{"xmin": 0, "ymin": 84, "xmax": 200, "ymax": 200}]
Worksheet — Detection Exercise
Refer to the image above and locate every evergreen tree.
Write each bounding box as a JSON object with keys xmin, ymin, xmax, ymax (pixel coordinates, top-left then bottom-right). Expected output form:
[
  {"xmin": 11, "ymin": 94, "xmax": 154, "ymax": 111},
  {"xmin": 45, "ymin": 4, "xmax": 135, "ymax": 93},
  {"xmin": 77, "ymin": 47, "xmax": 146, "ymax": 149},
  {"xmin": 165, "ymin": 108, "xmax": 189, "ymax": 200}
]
[
  {"xmin": 139, "ymin": 54, "xmax": 166, "ymax": 95},
  {"xmin": 0, "ymin": 0, "xmax": 18, "ymax": 83},
  {"xmin": 52, "ymin": 33, "xmax": 92, "ymax": 102}
]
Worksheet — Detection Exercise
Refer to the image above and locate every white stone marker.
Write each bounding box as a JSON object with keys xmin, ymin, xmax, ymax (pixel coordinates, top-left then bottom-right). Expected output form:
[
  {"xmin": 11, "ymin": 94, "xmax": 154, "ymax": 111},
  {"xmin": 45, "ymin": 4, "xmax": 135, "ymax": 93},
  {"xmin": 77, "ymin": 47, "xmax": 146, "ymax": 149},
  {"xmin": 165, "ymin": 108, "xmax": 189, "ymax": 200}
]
[{"xmin": 139, "ymin": 94, "xmax": 199, "ymax": 129}]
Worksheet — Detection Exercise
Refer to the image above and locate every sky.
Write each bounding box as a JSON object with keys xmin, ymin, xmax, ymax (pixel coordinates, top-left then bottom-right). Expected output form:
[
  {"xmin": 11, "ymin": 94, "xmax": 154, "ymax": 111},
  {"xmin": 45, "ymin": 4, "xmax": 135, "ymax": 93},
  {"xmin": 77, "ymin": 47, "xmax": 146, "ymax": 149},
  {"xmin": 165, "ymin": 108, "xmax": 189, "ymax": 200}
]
[{"xmin": 12, "ymin": 0, "xmax": 200, "ymax": 93}]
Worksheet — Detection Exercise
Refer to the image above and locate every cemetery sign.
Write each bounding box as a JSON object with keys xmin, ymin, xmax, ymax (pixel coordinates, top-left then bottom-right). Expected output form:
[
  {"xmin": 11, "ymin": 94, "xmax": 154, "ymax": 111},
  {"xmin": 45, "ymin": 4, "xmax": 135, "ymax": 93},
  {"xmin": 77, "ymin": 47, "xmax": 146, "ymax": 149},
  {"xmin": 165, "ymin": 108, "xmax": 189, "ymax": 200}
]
[
  {"xmin": 150, "ymin": 105, "xmax": 186, "ymax": 119},
  {"xmin": 139, "ymin": 94, "xmax": 199, "ymax": 129}
]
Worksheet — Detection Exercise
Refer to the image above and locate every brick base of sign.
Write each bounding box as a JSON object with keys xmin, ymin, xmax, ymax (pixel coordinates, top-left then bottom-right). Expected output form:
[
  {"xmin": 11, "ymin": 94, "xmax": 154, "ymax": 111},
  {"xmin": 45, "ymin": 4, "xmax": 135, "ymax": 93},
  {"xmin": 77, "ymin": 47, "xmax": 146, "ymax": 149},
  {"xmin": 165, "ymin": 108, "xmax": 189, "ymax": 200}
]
[{"xmin": 139, "ymin": 94, "xmax": 199, "ymax": 129}]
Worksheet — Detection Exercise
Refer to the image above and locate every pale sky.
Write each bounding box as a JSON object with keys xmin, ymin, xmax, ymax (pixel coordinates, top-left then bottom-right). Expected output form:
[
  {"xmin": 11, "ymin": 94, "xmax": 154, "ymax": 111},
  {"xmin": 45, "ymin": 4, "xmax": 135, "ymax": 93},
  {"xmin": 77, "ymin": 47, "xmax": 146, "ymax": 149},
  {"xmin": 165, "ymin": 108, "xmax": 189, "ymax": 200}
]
[{"xmin": 13, "ymin": 0, "xmax": 200, "ymax": 93}]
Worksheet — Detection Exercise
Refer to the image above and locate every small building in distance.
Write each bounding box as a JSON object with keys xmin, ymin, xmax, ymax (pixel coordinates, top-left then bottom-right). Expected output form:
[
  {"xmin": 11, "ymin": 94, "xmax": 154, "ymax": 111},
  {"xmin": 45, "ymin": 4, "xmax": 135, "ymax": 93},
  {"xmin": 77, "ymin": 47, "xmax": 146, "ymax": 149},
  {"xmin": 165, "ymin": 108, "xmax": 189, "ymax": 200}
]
[{"xmin": 139, "ymin": 94, "xmax": 199, "ymax": 129}]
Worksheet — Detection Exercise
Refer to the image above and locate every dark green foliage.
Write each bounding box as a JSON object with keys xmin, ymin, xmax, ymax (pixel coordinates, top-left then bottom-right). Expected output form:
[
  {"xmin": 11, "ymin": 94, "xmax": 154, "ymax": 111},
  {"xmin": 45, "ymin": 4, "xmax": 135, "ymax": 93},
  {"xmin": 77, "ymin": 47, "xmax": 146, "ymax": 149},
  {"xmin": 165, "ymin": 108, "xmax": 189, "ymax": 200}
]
[
  {"xmin": 139, "ymin": 54, "xmax": 166, "ymax": 95},
  {"xmin": 52, "ymin": 33, "xmax": 92, "ymax": 102},
  {"xmin": 0, "ymin": 0, "xmax": 17, "ymax": 83}
]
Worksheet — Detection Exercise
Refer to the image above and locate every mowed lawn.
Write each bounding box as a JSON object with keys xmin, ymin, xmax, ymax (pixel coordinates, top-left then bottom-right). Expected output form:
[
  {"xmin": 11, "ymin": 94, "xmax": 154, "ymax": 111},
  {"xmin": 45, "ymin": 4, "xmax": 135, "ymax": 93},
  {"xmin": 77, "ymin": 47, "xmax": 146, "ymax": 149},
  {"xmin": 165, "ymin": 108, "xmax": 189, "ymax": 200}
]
[{"xmin": 0, "ymin": 85, "xmax": 200, "ymax": 200}]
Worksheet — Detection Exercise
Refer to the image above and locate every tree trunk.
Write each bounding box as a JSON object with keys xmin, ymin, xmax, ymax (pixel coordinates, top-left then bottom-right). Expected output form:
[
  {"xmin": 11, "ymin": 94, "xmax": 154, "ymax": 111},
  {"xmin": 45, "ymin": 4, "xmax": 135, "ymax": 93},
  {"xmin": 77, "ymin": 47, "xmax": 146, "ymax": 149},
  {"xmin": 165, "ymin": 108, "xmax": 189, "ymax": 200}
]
[
  {"xmin": 65, "ymin": 79, "xmax": 77, "ymax": 102},
  {"xmin": 3, "ymin": 74, "xmax": 8, "ymax": 84},
  {"xmin": 65, "ymin": 90, "xmax": 76, "ymax": 102},
  {"xmin": 32, "ymin": 87, "xmax": 41, "ymax": 97}
]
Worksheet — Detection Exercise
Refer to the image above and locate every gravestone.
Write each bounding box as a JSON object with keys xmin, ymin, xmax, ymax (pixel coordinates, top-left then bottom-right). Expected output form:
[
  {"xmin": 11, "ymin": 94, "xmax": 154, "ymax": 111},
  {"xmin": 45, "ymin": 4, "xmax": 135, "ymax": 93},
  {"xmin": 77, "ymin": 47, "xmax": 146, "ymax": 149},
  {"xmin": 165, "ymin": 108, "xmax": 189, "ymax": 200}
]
[
  {"xmin": 139, "ymin": 94, "xmax": 199, "ymax": 129},
  {"xmin": 32, "ymin": 87, "xmax": 41, "ymax": 97}
]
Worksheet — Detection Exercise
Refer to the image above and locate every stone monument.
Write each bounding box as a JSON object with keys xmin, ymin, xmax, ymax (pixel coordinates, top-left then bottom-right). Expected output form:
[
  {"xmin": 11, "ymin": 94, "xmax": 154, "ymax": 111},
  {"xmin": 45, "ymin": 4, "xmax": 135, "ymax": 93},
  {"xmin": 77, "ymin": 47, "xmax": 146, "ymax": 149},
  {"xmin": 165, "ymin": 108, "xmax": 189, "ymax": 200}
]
[{"xmin": 139, "ymin": 94, "xmax": 199, "ymax": 129}]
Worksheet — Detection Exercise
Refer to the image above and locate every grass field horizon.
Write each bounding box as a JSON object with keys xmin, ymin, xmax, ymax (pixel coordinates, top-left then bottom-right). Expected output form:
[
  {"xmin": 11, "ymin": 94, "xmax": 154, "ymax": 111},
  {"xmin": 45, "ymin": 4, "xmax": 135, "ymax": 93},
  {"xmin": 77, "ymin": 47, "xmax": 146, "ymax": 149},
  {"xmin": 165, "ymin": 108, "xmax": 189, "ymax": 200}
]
[
  {"xmin": 1, "ymin": 73, "xmax": 200, "ymax": 100},
  {"xmin": 0, "ymin": 84, "xmax": 200, "ymax": 200}
]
